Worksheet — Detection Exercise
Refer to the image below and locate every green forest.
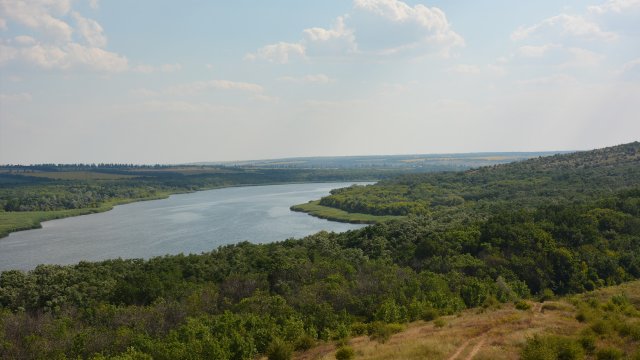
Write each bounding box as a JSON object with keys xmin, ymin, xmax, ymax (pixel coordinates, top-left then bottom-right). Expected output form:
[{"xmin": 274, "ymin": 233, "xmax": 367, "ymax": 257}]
[{"xmin": 0, "ymin": 143, "xmax": 639, "ymax": 359}]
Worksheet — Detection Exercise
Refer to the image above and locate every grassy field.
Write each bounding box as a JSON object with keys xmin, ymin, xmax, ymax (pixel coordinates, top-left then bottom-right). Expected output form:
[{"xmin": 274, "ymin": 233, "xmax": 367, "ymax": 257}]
[
  {"xmin": 295, "ymin": 280, "xmax": 640, "ymax": 360},
  {"xmin": 0, "ymin": 194, "xmax": 170, "ymax": 238},
  {"xmin": 290, "ymin": 200, "xmax": 403, "ymax": 224}
]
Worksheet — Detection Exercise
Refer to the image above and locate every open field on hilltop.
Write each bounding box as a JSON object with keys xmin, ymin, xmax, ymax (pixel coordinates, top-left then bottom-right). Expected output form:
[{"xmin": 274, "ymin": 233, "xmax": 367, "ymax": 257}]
[
  {"xmin": 0, "ymin": 171, "xmax": 137, "ymax": 180},
  {"xmin": 290, "ymin": 200, "xmax": 403, "ymax": 224},
  {"xmin": 296, "ymin": 280, "xmax": 640, "ymax": 360}
]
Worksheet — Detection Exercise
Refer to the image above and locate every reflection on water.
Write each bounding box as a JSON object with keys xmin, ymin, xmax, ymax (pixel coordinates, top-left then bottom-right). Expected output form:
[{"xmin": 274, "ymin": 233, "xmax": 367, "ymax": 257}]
[{"xmin": 0, "ymin": 183, "xmax": 369, "ymax": 271}]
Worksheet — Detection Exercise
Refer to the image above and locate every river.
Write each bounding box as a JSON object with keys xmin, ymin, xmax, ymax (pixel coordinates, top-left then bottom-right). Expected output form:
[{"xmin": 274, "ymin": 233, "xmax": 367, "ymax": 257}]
[{"xmin": 0, "ymin": 182, "xmax": 368, "ymax": 271}]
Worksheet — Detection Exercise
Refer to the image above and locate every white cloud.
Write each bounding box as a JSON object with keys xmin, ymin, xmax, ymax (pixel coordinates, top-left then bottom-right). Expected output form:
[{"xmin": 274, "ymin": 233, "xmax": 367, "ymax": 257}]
[
  {"xmin": 302, "ymin": 16, "xmax": 358, "ymax": 56},
  {"xmin": 0, "ymin": 18, "xmax": 7, "ymax": 30},
  {"xmin": 352, "ymin": 0, "xmax": 464, "ymax": 55},
  {"xmin": 0, "ymin": 0, "xmax": 73, "ymax": 42},
  {"xmin": 133, "ymin": 63, "xmax": 182, "ymax": 73},
  {"xmin": 449, "ymin": 64, "xmax": 480, "ymax": 74},
  {"xmin": 512, "ymin": 14, "xmax": 618, "ymax": 42},
  {"xmin": 252, "ymin": 94, "xmax": 279, "ymax": 103},
  {"xmin": 14, "ymin": 35, "xmax": 37, "ymax": 46},
  {"xmin": 0, "ymin": 92, "xmax": 32, "ymax": 104},
  {"xmin": 245, "ymin": 42, "xmax": 306, "ymax": 64},
  {"xmin": 518, "ymin": 43, "xmax": 561, "ymax": 57},
  {"xmin": 133, "ymin": 100, "xmax": 237, "ymax": 114},
  {"xmin": 211, "ymin": 80, "xmax": 263, "ymax": 92},
  {"xmin": 278, "ymin": 74, "xmax": 334, "ymax": 84},
  {"xmin": 72, "ymin": 12, "xmax": 106, "ymax": 47},
  {"xmin": 588, "ymin": 0, "xmax": 640, "ymax": 14},
  {"xmin": 88, "ymin": 0, "xmax": 100, "ymax": 10},
  {"xmin": 354, "ymin": 0, "xmax": 451, "ymax": 31},
  {"xmin": 487, "ymin": 64, "xmax": 507, "ymax": 76},
  {"xmin": 248, "ymin": 0, "xmax": 463, "ymax": 63},
  {"xmin": 0, "ymin": 0, "xmax": 134, "ymax": 72},
  {"xmin": 128, "ymin": 88, "xmax": 159, "ymax": 98},
  {"xmin": 560, "ymin": 47, "xmax": 604, "ymax": 68},
  {"xmin": 618, "ymin": 57, "xmax": 640, "ymax": 74},
  {"xmin": 1, "ymin": 42, "xmax": 128, "ymax": 72},
  {"xmin": 518, "ymin": 74, "xmax": 577, "ymax": 86},
  {"xmin": 167, "ymin": 80, "xmax": 264, "ymax": 96}
]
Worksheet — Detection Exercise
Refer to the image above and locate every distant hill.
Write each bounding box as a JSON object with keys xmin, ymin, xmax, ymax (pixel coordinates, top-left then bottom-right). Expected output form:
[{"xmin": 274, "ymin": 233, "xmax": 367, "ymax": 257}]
[
  {"xmin": 193, "ymin": 151, "xmax": 565, "ymax": 170},
  {"xmin": 301, "ymin": 142, "xmax": 640, "ymax": 220}
]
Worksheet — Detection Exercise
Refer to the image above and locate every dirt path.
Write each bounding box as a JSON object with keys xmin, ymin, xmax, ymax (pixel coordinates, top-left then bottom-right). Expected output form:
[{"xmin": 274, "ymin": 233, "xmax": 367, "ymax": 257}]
[
  {"xmin": 447, "ymin": 335, "xmax": 487, "ymax": 360},
  {"xmin": 446, "ymin": 338, "xmax": 472, "ymax": 360},
  {"xmin": 464, "ymin": 337, "xmax": 486, "ymax": 360}
]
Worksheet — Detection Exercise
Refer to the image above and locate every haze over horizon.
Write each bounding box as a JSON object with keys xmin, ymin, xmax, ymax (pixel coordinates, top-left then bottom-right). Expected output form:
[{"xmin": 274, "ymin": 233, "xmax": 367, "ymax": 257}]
[{"xmin": 1, "ymin": 0, "xmax": 639, "ymax": 164}]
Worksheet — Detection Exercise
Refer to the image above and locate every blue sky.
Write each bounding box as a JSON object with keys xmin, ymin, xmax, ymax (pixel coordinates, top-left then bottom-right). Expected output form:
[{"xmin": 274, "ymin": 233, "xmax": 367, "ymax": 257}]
[{"xmin": 1, "ymin": 0, "xmax": 639, "ymax": 164}]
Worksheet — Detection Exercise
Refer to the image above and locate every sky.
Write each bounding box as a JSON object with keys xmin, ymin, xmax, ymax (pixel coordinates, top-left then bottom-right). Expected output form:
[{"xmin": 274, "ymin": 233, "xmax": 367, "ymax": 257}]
[{"xmin": 0, "ymin": 0, "xmax": 639, "ymax": 164}]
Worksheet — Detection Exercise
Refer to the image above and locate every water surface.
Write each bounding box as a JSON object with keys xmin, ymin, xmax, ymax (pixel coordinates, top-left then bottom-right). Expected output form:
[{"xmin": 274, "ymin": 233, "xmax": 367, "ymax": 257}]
[{"xmin": 0, "ymin": 183, "xmax": 368, "ymax": 271}]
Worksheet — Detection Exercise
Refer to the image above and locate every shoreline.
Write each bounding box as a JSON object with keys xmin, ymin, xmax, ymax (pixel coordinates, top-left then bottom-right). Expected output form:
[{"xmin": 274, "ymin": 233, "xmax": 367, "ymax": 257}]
[{"xmin": 290, "ymin": 200, "xmax": 403, "ymax": 224}]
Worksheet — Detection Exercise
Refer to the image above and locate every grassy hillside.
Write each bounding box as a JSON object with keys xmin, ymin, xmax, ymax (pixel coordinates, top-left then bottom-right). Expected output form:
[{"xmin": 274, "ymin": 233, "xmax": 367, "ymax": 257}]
[
  {"xmin": 299, "ymin": 280, "xmax": 640, "ymax": 360},
  {"xmin": 303, "ymin": 142, "xmax": 640, "ymax": 221}
]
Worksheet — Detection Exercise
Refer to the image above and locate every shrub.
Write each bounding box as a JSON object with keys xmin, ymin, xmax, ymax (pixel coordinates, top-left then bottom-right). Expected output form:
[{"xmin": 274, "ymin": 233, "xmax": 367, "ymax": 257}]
[
  {"xmin": 482, "ymin": 295, "xmax": 501, "ymax": 310},
  {"xmin": 590, "ymin": 320, "xmax": 613, "ymax": 335},
  {"xmin": 578, "ymin": 334, "xmax": 596, "ymax": 354},
  {"xmin": 421, "ymin": 308, "xmax": 439, "ymax": 321},
  {"xmin": 540, "ymin": 289, "xmax": 555, "ymax": 302},
  {"xmin": 294, "ymin": 334, "xmax": 315, "ymax": 352},
  {"xmin": 434, "ymin": 318, "xmax": 446, "ymax": 328},
  {"xmin": 616, "ymin": 321, "xmax": 640, "ymax": 340},
  {"xmin": 368, "ymin": 322, "xmax": 403, "ymax": 343},
  {"xmin": 350, "ymin": 322, "xmax": 368, "ymax": 336},
  {"xmin": 596, "ymin": 347, "xmax": 624, "ymax": 360},
  {"xmin": 521, "ymin": 335, "xmax": 584, "ymax": 360},
  {"xmin": 331, "ymin": 324, "xmax": 351, "ymax": 341},
  {"xmin": 335, "ymin": 346, "xmax": 355, "ymax": 360},
  {"xmin": 515, "ymin": 300, "xmax": 532, "ymax": 311},
  {"xmin": 266, "ymin": 338, "xmax": 293, "ymax": 360}
]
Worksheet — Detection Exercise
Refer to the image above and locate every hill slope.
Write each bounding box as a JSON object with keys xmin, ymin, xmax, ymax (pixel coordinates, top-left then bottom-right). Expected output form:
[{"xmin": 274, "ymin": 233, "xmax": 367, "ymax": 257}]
[
  {"xmin": 301, "ymin": 142, "xmax": 640, "ymax": 221},
  {"xmin": 298, "ymin": 280, "xmax": 640, "ymax": 360}
]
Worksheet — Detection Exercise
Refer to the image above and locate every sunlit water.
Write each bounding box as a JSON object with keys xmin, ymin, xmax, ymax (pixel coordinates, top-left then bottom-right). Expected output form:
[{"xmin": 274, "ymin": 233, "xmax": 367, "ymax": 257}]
[{"xmin": 0, "ymin": 183, "xmax": 369, "ymax": 271}]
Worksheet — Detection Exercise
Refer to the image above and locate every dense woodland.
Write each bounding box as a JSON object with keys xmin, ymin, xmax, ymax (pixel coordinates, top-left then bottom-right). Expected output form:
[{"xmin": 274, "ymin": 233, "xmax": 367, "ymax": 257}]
[
  {"xmin": 319, "ymin": 142, "xmax": 640, "ymax": 218},
  {"xmin": 0, "ymin": 143, "xmax": 639, "ymax": 359}
]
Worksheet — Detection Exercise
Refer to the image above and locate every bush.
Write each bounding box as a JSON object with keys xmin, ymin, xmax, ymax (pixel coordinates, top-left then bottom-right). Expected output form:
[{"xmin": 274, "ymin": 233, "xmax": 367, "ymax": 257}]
[
  {"xmin": 515, "ymin": 300, "xmax": 532, "ymax": 311},
  {"xmin": 578, "ymin": 333, "xmax": 596, "ymax": 354},
  {"xmin": 521, "ymin": 335, "xmax": 584, "ymax": 360},
  {"xmin": 539, "ymin": 289, "xmax": 555, "ymax": 302},
  {"xmin": 335, "ymin": 346, "xmax": 355, "ymax": 360},
  {"xmin": 266, "ymin": 338, "xmax": 293, "ymax": 360},
  {"xmin": 294, "ymin": 334, "xmax": 315, "ymax": 351},
  {"xmin": 434, "ymin": 318, "xmax": 446, "ymax": 328},
  {"xmin": 350, "ymin": 322, "xmax": 368, "ymax": 336},
  {"xmin": 590, "ymin": 320, "xmax": 613, "ymax": 335},
  {"xmin": 482, "ymin": 295, "xmax": 501, "ymax": 310},
  {"xmin": 368, "ymin": 322, "xmax": 403, "ymax": 343},
  {"xmin": 421, "ymin": 308, "xmax": 439, "ymax": 321},
  {"xmin": 596, "ymin": 347, "xmax": 624, "ymax": 360}
]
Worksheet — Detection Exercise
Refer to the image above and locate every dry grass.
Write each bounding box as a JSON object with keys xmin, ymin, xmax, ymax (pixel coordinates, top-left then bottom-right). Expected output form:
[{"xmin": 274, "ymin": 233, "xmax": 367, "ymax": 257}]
[{"xmin": 295, "ymin": 280, "xmax": 640, "ymax": 360}]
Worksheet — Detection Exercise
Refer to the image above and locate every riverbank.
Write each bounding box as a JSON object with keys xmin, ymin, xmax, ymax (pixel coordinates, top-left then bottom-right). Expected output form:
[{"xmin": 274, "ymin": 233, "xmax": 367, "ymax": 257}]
[
  {"xmin": 290, "ymin": 200, "xmax": 403, "ymax": 224},
  {"xmin": 0, "ymin": 193, "xmax": 172, "ymax": 238}
]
